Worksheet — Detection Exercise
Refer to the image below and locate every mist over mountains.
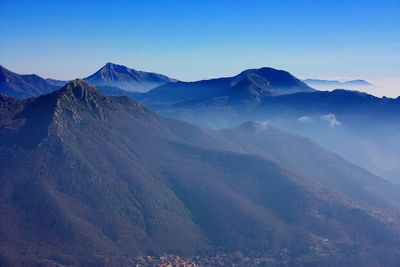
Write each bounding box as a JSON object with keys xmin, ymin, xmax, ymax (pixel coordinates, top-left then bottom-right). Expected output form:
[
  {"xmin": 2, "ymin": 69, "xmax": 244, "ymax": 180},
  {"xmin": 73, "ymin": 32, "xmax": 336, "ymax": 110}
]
[
  {"xmin": 1, "ymin": 79, "xmax": 400, "ymax": 266},
  {"xmin": 1, "ymin": 63, "xmax": 399, "ymax": 185},
  {"xmin": 130, "ymin": 68, "xmax": 400, "ymax": 184},
  {"xmin": 303, "ymin": 79, "xmax": 373, "ymax": 90},
  {"xmin": 2, "ymin": 0, "xmax": 399, "ymax": 265}
]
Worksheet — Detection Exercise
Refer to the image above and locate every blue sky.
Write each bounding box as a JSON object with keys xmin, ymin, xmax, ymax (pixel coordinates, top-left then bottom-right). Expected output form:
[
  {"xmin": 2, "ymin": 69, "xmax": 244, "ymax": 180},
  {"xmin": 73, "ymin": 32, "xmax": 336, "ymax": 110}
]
[{"xmin": 1, "ymin": 0, "xmax": 399, "ymax": 87}]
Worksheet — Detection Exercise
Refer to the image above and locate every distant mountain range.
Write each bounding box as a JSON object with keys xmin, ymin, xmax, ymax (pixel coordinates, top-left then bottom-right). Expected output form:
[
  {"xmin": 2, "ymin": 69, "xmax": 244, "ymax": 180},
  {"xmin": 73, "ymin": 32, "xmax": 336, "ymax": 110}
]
[
  {"xmin": 85, "ymin": 62, "xmax": 177, "ymax": 92},
  {"xmin": 0, "ymin": 64, "xmax": 378, "ymax": 100},
  {"xmin": 0, "ymin": 65, "xmax": 58, "ymax": 98},
  {"xmin": 303, "ymin": 79, "xmax": 373, "ymax": 89},
  {"xmin": 0, "ymin": 64, "xmax": 314, "ymax": 99},
  {"xmin": 139, "ymin": 85, "xmax": 400, "ymax": 184},
  {"xmin": 138, "ymin": 67, "xmax": 315, "ymax": 105},
  {"xmin": 0, "ymin": 63, "xmax": 176, "ymax": 98},
  {"xmin": 1, "ymin": 63, "xmax": 399, "ymax": 183},
  {"xmin": 1, "ymin": 80, "xmax": 400, "ymax": 265}
]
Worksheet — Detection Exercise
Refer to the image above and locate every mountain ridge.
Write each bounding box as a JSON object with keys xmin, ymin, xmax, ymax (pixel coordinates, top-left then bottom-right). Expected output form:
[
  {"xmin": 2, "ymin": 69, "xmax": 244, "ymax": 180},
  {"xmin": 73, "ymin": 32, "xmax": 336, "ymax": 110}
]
[
  {"xmin": 0, "ymin": 65, "xmax": 58, "ymax": 98},
  {"xmin": 0, "ymin": 63, "xmax": 178, "ymax": 98},
  {"xmin": 137, "ymin": 67, "xmax": 315, "ymax": 105}
]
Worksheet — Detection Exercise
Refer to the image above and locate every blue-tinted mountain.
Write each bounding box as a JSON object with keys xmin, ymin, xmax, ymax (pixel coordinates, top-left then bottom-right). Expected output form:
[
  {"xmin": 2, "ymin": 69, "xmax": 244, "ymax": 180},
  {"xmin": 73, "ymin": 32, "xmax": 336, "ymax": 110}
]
[
  {"xmin": 137, "ymin": 67, "xmax": 315, "ymax": 105},
  {"xmin": 220, "ymin": 121, "xmax": 400, "ymax": 207},
  {"xmin": 136, "ymin": 87, "xmax": 400, "ymax": 184},
  {"xmin": 0, "ymin": 63, "xmax": 177, "ymax": 98},
  {"xmin": 84, "ymin": 62, "xmax": 177, "ymax": 92},
  {"xmin": 46, "ymin": 78, "xmax": 68, "ymax": 87},
  {"xmin": 343, "ymin": 79, "xmax": 373, "ymax": 86},
  {"xmin": 0, "ymin": 65, "xmax": 58, "ymax": 98},
  {"xmin": 1, "ymin": 80, "xmax": 399, "ymax": 265},
  {"xmin": 138, "ymin": 86, "xmax": 399, "ymax": 128},
  {"xmin": 304, "ymin": 79, "xmax": 373, "ymax": 89},
  {"xmin": 1, "ymin": 64, "xmax": 398, "ymax": 184}
]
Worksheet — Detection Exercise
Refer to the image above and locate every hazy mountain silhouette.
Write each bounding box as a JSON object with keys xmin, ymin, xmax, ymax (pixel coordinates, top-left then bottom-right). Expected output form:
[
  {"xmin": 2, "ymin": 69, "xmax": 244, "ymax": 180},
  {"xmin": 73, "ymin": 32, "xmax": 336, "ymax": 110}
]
[
  {"xmin": 138, "ymin": 67, "xmax": 315, "ymax": 105},
  {"xmin": 0, "ymin": 63, "xmax": 177, "ymax": 98},
  {"xmin": 303, "ymin": 79, "xmax": 373, "ymax": 90},
  {"xmin": 85, "ymin": 62, "xmax": 177, "ymax": 92},
  {"xmin": 1, "ymin": 64, "xmax": 399, "ymax": 183},
  {"xmin": 0, "ymin": 65, "xmax": 57, "ymax": 98},
  {"xmin": 137, "ymin": 85, "xmax": 400, "ymax": 184},
  {"xmin": 46, "ymin": 78, "xmax": 69, "ymax": 87},
  {"xmin": 1, "ymin": 80, "xmax": 400, "ymax": 266},
  {"xmin": 220, "ymin": 121, "xmax": 400, "ymax": 209}
]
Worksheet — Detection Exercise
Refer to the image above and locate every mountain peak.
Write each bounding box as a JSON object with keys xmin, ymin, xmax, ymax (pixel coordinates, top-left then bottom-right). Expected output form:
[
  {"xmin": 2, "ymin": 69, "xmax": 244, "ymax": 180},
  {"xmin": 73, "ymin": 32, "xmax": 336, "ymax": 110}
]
[
  {"xmin": 240, "ymin": 67, "xmax": 291, "ymax": 77},
  {"xmin": 85, "ymin": 63, "xmax": 176, "ymax": 92},
  {"xmin": 53, "ymin": 79, "xmax": 149, "ymax": 117},
  {"xmin": 97, "ymin": 62, "xmax": 133, "ymax": 74},
  {"xmin": 234, "ymin": 67, "xmax": 315, "ymax": 95},
  {"xmin": 102, "ymin": 62, "xmax": 131, "ymax": 71},
  {"xmin": 62, "ymin": 78, "xmax": 98, "ymax": 95},
  {"xmin": 70, "ymin": 78, "xmax": 92, "ymax": 87},
  {"xmin": 53, "ymin": 79, "xmax": 105, "ymax": 110}
]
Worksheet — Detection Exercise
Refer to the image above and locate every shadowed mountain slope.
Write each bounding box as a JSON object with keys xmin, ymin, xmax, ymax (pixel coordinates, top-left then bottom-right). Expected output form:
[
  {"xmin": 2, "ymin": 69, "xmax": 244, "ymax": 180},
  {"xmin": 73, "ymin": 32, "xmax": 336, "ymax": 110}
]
[
  {"xmin": 0, "ymin": 80, "xmax": 399, "ymax": 266},
  {"xmin": 0, "ymin": 65, "xmax": 57, "ymax": 98},
  {"xmin": 137, "ymin": 86, "xmax": 400, "ymax": 184},
  {"xmin": 220, "ymin": 121, "xmax": 400, "ymax": 211}
]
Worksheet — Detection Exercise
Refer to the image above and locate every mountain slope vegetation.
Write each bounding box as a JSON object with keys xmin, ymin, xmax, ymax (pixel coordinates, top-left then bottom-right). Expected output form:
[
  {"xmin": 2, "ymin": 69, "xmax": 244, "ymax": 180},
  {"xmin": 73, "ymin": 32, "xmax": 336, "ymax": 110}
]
[{"xmin": 0, "ymin": 81, "xmax": 399, "ymax": 266}]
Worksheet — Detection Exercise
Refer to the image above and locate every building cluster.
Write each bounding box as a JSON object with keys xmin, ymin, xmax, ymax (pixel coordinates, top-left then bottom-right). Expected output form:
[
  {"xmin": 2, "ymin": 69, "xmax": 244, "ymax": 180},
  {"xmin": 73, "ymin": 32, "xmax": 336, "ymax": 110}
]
[{"xmin": 132, "ymin": 252, "xmax": 279, "ymax": 266}]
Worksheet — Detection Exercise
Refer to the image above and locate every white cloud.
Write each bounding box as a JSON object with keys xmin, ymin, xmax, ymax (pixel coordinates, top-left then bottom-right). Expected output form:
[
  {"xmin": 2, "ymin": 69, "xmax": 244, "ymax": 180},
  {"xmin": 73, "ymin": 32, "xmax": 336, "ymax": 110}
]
[
  {"xmin": 252, "ymin": 120, "xmax": 269, "ymax": 134},
  {"xmin": 320, "ymin": 113, "xmax": 341, "ymax": 127},
  {"xmin": 298, "ymin": 116, "xmax": 314, "ymax": 123},
  {"xmin": 257, "ymin": 120, "xmax": 269, "ymax": 129}
]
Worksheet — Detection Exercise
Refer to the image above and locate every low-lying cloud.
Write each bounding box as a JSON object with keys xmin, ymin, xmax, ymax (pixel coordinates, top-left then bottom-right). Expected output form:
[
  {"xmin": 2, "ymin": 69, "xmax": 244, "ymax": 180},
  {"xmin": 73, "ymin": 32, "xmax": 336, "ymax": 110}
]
[
  {"xmin": 298, "ymin": 114, "xmax": 341, "ymax": 127},
  {"xmin": 298, "ymin": 116, "xmax": 314, "ymax": 123},
  {"xmin": 320, "ymin": 113, "xmax": 341, "ymax": 127}
]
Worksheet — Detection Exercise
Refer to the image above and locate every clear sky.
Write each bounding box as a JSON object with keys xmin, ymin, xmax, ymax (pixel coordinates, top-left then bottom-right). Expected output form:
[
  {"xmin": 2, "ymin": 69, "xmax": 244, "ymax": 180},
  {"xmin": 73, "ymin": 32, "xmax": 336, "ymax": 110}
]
[{"xmin": 1, "ymin": 0, "xmax": 399, "ymax": 94}]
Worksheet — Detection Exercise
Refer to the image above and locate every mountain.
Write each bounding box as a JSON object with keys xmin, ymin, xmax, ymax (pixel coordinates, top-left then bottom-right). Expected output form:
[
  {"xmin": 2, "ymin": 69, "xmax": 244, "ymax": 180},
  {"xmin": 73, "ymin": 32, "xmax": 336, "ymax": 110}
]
[
  {"xmin": 0, "ymin": 63, "xmax": 177, "ymax": 99},
  {"xmin": 0, "ymin": 65, "xmax": 58, "ymax": 98},
  {"xmin": 136, "ymin": 85, "xmax": 400, "ymax": 184},
  {"xmin": 220, "ymin": 121, "xmax": 400, "ymax": 210},
  {"xmin": 137, "ymin": 67, "xmax": 315, "ymax": 105},
  {"xmin": 1, "ymin": 80, "xmax": 400, "ymax": 266},
  {"xmin": 252, "ymin": 90, "xmax": 400, "ymax": 183},
  {"xmin": 46, "ymin": 78, "xmax": 68, "ymax": 87},
  {"xmin": 238, "ymin": 68, "xmax": 316, "ymax": 95},
  {"xmin": 49, "ymin": 82, "xmax": 143, "ymax": 100},
  {"xmin": 303, "ymin": 79, "xmax": 373, "ymax": 90},
  {"xmin": 84, "ymin": 62, "xmax": 177, "ymax": 92},
  {"xmin": 342, "ymin": 79, "xmax": 373, "ymax": 86}
]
